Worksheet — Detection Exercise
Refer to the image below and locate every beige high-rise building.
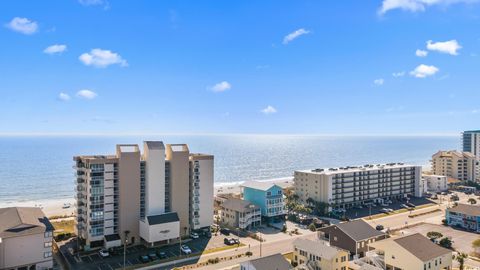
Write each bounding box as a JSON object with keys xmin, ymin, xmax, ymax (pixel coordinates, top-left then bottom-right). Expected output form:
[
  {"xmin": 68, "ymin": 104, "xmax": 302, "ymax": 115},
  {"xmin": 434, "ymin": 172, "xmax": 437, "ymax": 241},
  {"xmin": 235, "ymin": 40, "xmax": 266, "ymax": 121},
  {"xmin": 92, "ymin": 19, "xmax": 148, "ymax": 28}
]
[
  {"xmin": 74, "ymin": 141, "xmax": 213, "ymax": 251},
  {"xmin": 431, "ymin": 150, "xmax": 476, "ymax": 182}
]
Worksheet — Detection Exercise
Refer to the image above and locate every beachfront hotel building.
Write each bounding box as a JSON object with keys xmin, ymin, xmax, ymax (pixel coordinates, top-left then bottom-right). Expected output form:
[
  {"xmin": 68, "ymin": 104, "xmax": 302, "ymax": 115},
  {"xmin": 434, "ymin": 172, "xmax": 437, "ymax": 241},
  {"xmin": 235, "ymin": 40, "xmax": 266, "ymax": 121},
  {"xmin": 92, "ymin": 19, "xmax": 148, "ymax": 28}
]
[
  {"xmin": 0, "ymin": 207, "xmax": 54, "ymax": 270},
  {"xmin": 294, "ymin": 163, "xmax": 422, "ymax": 209},
  {"xmin": 431, "ymin": 150, "xmax": 477, "ymax": 182},
  {"xmin": 462, "ymin": 130, "xmax": 480, "ymax": 181},
  {"xmin": 74, "ymin": 141, "xmax": 213, "ymax": 250}
]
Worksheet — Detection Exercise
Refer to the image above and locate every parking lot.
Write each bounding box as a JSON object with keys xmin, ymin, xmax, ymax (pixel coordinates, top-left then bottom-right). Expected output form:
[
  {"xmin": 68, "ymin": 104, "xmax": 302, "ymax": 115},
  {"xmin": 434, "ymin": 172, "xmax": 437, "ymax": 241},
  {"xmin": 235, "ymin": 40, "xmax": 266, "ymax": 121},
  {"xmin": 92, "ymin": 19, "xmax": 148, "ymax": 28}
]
[
  {"xmin": 343, "ymin": 196, "xmax": 435, "ymax": 219},
  {"xmin": 398, "ymin": 223, "xmax": 479, "ymax": 255},
  {"xmin": 59, "ymin": 233, "xmax": 239, "ymax": 270}
]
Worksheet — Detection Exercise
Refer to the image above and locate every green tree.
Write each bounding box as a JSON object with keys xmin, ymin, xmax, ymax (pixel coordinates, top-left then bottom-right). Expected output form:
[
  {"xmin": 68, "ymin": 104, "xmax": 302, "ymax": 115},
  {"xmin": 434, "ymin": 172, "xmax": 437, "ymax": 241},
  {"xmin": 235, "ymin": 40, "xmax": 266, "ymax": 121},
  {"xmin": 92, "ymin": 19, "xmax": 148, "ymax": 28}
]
[
  {"xmin": 439, "ymin": 237, "xmax": 452, "ymax": 249},
  {"xmin": 308, "ymin": 223, "xmax": 316, "ymax": 232},
  {"xmin": 426, "ymin": 231, "xmax": 443, "ymax": 240},
  {"xmin": 468, "ymin": 198, "xmax": 477, "ymax": 205},
  {"xmin": 456, "ymin": 252, "xmax": 468, "ymax": 270},
  {"xmin": 306, "ymin": 197, "xmax": 315, "ymax": 207}
]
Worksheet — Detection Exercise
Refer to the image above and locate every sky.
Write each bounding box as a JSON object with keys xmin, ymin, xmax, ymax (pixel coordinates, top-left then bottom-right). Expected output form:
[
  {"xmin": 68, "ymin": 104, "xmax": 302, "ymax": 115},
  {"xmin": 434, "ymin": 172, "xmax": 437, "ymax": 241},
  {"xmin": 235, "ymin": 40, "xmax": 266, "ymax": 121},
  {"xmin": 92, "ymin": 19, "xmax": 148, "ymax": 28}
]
[{"xmin": 1, "ymin": 0, "xmax": 480, "ymax": 135}]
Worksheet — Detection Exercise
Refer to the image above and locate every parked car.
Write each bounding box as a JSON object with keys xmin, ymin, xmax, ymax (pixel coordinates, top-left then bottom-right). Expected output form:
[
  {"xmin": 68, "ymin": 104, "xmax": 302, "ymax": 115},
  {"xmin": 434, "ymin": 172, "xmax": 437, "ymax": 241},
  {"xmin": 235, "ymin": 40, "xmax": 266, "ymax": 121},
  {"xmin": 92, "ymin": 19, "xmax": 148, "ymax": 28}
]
[
  {"xmin": 139, "ymin": 255, "xmax": 150, "ymax": 263},
  {"xmin": 431, "ymin": 194, "xmax": 438, "ymax": 200},
  {"xmin": 157, "ymin": 251, "xmax": 168, "ymax": 259},
  {"xmin": 190, "ymin": 232, "xmax": 199, "ymax": 239},
  {"xmin": 224, "ymin": 237, "xmax": 236, "ymax": 245},
  {"xmin": 375, "ymin": 224, "xmax": 384, "ymax": 231},
  {"xmin": 406, "ymin": 202, "xmax": 415, "ymax": 208},
  {"xmin": 148, "ymin": 253, "xmax": 158, "ymax": 261},
  {"xmin": 180, "ymin": 245, "xmax": 192, "ymax": 254},
  {"xmin": 441, "ymin": 191, "xmax": 448, "ymax": 195},
  {"xmin": 99, "ymin": 249, "xmax": 109, "ymax": 258},
  {"xmin": 450, "ymin": 195, "xmax": 459, "ymax": 201},
  {"xmin": 380, "ymin": 203, "xmax": 389, "ymax": 207},
  {"xmin": 379, "ymin": 208, "xmax": 391, "ymax": 214},
  {"xmin": 232, "ymin": 238, "xmax": 240, "ymax": 245},
  {"xmin": 220, "ymin": 228, "xmax": 231, "ymax": 236}
]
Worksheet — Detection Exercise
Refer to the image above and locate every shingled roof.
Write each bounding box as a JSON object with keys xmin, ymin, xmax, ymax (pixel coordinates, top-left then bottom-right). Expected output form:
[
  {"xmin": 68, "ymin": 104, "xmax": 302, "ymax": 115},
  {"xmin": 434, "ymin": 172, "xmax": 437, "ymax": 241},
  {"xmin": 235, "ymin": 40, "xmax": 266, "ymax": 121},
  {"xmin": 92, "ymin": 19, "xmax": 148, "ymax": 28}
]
[{"xmin": 0, "ymin": 207, "xmax": 54, "ymax": 238}]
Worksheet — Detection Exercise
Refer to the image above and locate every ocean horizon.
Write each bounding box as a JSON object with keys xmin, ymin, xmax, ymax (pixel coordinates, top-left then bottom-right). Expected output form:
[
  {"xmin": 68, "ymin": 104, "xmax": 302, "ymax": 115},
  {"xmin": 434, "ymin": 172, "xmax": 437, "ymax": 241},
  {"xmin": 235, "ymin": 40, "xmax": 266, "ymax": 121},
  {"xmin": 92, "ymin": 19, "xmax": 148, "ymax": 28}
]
[{"xmin": 0, "ymin": 134, "xmax": 460, "ymax": 205}]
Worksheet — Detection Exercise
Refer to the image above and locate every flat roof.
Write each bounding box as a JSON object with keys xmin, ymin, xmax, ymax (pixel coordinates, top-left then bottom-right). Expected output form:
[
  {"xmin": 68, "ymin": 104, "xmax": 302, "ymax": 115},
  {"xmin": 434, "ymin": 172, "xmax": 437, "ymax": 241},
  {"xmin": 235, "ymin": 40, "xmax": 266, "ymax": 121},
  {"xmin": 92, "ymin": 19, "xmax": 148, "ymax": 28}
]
[
  {"xmin": 448, "ymin": 203, "xmax": 480, "ymax": 217},
  {"xmin": 297, "ymin": 163, "xmax": 418, "ymax": 175},
  {"xmin": 147, "ymin": 212, "xmax": 180, "ymax": 225}
]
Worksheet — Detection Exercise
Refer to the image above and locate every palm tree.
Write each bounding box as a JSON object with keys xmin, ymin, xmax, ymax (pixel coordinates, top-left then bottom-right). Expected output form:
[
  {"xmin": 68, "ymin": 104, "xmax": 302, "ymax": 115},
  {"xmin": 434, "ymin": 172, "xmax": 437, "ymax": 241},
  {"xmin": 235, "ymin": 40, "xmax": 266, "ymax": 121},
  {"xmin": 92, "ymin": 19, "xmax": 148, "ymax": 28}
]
[
  {"xmin": 306, "ymin": 197, "xmax": 315, "ymax": 207},
  {"xmin": 456, "ymin": 252, "xmax": 468, "ymax": 270}
]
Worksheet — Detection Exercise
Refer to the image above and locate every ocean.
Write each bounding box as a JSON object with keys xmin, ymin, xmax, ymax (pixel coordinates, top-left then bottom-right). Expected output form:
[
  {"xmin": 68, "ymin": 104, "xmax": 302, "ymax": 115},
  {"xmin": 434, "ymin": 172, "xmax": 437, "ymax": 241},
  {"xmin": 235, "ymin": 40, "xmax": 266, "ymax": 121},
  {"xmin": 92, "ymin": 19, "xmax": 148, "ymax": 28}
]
[{"xmin": 0, "ymin": 135, "xmax": 459, "ymax": 205}]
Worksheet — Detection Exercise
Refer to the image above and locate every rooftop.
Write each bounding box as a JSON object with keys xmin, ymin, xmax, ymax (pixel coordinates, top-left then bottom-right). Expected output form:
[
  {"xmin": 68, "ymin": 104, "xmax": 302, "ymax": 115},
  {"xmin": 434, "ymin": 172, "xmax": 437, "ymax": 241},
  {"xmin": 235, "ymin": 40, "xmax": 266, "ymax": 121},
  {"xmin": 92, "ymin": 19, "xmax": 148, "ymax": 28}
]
[
  {"xmin": 144, "ymin": 141, "xmax": 165, "ymax": 150},
  {"xmin": 297, "ymin": 163, "xmax": 418, "ymax": 175},
  {"xmin": 394, "ymin": 233, "xmax": 451, "ymax": 261},
  {"xmin": 241, "ymin": 181, "xmax": 282, "ymax": 191},
  {"xmin": 246, "ymin": 253, "xmax": 292, "ymax": 270},
  {"xmin": 433, "ymin": 150, "xmax": 475, "ymax": 159},
  {"xmin": 325, "ymin": 219, "xmax": 385, "ymax": 241},
  {"xmin": 0, "ymin": 207, "xmax": 54, "ymax": 238},
  {"xmin": 293, "ymin": 238, "xmax": 346, "ymax": 260},
  {"xmin": 146, "ymin": 212, "xmax": 180, "ymax": 225},
  {"xmin": 221, "ymin": 198, "xmax": 260, "ymax": 212},
  {"xmin": 448, "ymin": 203, "xmax": 480, "ymax": 216}
]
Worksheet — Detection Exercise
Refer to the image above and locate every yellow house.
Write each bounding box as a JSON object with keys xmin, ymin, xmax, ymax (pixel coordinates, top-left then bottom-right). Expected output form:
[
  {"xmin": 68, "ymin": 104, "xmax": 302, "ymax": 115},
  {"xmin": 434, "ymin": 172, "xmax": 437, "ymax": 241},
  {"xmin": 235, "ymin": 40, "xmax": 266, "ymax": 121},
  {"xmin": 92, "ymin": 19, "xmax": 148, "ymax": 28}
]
[
  {"xmin": 368, "ymin": 233, "xmax": 452, "ymax": 270},
  {"xmin": 293, "ymin": 238, "xmax": 349, "ymax": 270}
]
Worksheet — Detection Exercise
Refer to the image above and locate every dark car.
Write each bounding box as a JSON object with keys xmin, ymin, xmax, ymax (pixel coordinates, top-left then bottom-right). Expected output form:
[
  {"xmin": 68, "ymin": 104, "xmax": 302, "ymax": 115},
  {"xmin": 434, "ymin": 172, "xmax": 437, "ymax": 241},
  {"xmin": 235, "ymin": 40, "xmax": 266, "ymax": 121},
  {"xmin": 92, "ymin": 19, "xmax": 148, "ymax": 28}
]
[
  {"xmin": 375, "ymin": 224, "xmax": 384, "ymax": 231},
  {"xmin": 220, "ymin": 228, "xmax": 231, "ymax": 236},
  {"xmin": 139, "ymin": 255, "xmax": 150, "ymax": 263},
  {"xmin": 148, "ymin": 253, "xmax": 158, "ymax": 261},
  {"xmin": 224, "ymin": 237, "xmax": 235, "ymax": 245},
  {"xmin": 157, "ymin": 251, "xmax": 168, "ymax": 259},
  {"xmin": 406, "ymin": 202, "xmax": 415, "ymax": 208}
]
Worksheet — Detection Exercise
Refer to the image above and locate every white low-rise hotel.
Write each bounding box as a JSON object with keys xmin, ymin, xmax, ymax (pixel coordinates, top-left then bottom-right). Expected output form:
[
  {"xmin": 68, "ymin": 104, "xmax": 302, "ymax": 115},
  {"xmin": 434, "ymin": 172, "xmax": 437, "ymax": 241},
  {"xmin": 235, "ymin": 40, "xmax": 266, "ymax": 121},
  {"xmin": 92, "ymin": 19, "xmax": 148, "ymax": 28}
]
[{"xmin": 294, "ymin": 163, "xmax": 422, "ymax": 209}]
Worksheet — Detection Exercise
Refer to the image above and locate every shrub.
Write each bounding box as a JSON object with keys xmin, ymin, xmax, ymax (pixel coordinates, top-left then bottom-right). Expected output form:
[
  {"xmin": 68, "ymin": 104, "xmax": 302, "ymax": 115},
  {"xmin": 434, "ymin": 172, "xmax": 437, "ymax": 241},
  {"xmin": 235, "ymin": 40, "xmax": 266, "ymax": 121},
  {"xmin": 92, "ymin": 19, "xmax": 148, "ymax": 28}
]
[
  {"xmin": 308, "ymin": 223, "xmax": 316, "ymax": 232},
  {"xmin": 427, "ymin": 231, "xmax": 443, "ymax": 240},
  {"xmin": 439, "ymin": 237, "xmax": 452, "ymax": 249},
  {"xmin": 245, "ymin": 251, "xmax": 253, "ymax": 257},
  {"xmin": 281, "ymin": 224, "xmax": 287, "ymax": 233}
]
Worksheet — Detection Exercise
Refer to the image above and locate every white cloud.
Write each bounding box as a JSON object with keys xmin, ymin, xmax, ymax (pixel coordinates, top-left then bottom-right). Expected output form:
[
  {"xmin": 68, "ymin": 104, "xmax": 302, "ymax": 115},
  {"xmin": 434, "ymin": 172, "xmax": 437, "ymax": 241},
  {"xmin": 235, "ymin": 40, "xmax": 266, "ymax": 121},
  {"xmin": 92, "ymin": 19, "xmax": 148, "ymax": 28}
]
[
  {"xmin": 210, "ymin": 81, "xmax": 231, "ymax": 92},
  {"xmin": 283, "ymin": 28, "xmax": 310, "ymax": 44},
  {"xmin": 44, "ymin": 44, "xmax": 67, "ymax": 55},
  {"xmin": 392, "ymin": 71, "xmax": 406, "ymax": 77},
  {"xmin": 58, "ymin": 93, "xmax": 71, "ymax": 101},
  {"xmin": 261, "ymin": 105, "xmax": 277, "ymax": 115},
  {"xmin": 374, "ymin": 78, "xmax": 385, "ymax": 85},
  {"xmin": 76, "ymin": 89, "xmax": 98, "ymax": 99},
  {"xmin": 416, "ymin": 49, "xmax": 428, "ymax": 57},
  {"xmin": 426, "ymin": 40, "xmax": 462, "ymax": 55},
  {"xmin": 79, "ymin": 0, "xmax": 104, "ymax": 5},
  {"xmin": 79, "ymin": 49, "xmax": 127, "ymax": 68},
  {"xmin": 5, "ymin": 17, "xmax": 38, "ymax": 35},
  {"xmin": 379, "ymin": 0, "xmax": 478, "ymax": 15},
  {"xmin": 410, "ymin": 64, "xmax": 439, "ymax": 78}
]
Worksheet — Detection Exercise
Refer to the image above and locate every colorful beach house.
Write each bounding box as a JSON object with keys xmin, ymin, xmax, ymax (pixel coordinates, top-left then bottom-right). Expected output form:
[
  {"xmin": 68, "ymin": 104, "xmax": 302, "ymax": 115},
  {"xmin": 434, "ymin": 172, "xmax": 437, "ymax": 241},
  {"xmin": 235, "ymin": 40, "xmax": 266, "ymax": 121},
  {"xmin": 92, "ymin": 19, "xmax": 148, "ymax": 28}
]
[{"xmin": 241, "ymin": 181, "xmax": 287, "ymax": 222}]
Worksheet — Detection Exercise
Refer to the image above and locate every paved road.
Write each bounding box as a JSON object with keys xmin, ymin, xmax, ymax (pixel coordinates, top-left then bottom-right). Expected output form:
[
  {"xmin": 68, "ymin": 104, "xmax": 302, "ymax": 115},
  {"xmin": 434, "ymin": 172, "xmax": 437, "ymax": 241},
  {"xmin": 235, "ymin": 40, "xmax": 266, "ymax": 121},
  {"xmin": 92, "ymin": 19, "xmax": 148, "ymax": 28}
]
[{"xmin": 148, "ymin": 232, "xmax": 318, "ymax": 270}]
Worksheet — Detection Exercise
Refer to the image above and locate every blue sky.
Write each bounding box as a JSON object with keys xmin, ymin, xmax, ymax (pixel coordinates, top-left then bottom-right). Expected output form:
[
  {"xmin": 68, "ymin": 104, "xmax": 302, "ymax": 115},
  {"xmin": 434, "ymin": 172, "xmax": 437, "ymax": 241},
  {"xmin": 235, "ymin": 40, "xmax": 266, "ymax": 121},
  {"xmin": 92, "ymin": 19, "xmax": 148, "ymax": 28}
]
[{"xmin": 1, "ymin": 0, "xmax": 480, "ymax": 135}]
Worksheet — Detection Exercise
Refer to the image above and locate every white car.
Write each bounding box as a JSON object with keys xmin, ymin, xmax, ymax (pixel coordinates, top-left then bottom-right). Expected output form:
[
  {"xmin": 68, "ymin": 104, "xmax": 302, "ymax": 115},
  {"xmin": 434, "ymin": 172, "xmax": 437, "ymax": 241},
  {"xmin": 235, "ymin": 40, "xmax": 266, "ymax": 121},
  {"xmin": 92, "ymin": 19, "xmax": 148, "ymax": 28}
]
[
  {"xmin": 99, "ymin": 249, "xmax": 109, "ymax": 258},
  {"xmin": 190, "ymin": 232, "xmax": 199, "ymax": 239},
  {"xmin": 180, "ymin": 245, "xmax": 192, "ymax": 254}
]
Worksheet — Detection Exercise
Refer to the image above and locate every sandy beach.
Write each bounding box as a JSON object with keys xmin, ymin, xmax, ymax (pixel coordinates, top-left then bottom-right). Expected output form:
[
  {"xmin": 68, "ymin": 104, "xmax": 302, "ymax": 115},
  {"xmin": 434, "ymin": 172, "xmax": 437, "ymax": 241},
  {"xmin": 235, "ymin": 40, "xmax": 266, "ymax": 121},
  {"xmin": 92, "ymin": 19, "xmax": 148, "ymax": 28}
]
[{"xmin": 0, "ymin": 198, "xmax": 76, "ymax": 217}]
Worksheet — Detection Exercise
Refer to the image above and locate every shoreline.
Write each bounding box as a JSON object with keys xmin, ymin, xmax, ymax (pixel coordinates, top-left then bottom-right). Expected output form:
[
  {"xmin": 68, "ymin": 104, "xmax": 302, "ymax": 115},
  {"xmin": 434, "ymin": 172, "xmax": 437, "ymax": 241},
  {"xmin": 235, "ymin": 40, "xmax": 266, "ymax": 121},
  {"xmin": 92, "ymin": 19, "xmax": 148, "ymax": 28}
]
[{"xmin": 0, "ymin": 177, "xmax": 294, "ymax": 217}]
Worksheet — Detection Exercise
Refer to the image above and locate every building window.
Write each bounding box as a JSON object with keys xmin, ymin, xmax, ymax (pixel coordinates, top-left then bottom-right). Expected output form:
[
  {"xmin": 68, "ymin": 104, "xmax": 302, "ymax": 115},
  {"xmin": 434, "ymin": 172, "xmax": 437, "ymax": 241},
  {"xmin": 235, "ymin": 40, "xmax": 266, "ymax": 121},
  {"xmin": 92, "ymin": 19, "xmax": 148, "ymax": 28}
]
[
  {"xmin": 44, "ymin": 242, "xmax": 52, "ymax": 248},
  {"xmin": 44, "ymin": 231, "xmax": 53, "ymax": 238},
  {"xmin": 44, "ymin": 251, "xmax": 52, "ymax": 258}
]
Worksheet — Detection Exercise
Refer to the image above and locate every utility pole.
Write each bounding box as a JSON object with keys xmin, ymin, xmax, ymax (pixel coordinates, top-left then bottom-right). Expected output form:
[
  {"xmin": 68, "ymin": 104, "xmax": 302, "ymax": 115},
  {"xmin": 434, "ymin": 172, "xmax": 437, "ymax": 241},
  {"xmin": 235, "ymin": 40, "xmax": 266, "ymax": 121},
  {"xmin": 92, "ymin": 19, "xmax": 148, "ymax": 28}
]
[{"xmin": 123, "ymin": 230, "xmax": 129, "ymax": 270}]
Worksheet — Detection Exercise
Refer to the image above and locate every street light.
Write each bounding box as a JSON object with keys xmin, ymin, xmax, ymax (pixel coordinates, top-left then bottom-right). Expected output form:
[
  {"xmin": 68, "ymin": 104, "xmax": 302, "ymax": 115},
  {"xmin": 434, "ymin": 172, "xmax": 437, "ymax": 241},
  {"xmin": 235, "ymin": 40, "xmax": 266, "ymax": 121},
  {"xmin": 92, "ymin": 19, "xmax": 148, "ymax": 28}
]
[{"xmin": 123, "ymin": 230, "xmax": 130, "ymax": 270}]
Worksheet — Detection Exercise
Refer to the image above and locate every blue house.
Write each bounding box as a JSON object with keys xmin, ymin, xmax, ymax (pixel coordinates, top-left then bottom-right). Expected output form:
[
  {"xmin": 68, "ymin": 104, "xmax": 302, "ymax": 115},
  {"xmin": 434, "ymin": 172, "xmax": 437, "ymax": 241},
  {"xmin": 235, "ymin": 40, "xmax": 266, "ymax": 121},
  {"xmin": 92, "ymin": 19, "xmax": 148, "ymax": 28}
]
[
  {"xmin": 241, "ymin": 181, "xmax": 286, "ymax": 221},
  {"xmin": 446, "ymin": 203, "xmax": 480, "ymax": 232}
]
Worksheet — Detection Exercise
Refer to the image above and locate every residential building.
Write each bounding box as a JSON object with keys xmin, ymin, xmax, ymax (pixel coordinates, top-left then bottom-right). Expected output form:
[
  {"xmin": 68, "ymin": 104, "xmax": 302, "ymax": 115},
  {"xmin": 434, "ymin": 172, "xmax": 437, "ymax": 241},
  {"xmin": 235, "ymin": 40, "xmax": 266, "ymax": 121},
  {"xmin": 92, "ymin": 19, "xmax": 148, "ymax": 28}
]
[
  {"xmin": 368, "ymin": 233, "xmax": 452, "ymax": 270},
  {"xmin": 431, "ymin": 150, "xmax": 476, "ymax": 182},
  {"xmin": 294, "ymin": 163, "xmax": 422, "ymax": 209},
  {"xmin": 74, "ymin": 141, "xmax": 213, "ymax": 250},
  {"xmin": 240, "ymin": 253, "xmax": 292, "ymax": 270},
  {"xmin": 219, "ymin": 198, "xmax": 261, "ymax": 230},
  {"xmin": 463, "ymin": 130, "xmax": 480, "ymax": 157},
  {"xmin": 446, "ymin": 203, "xmax": 480, "ymax": 232},
  {"xmin": 241, "ymin": 181, "xmax": 287, "ymax": 221},
  {"xmin": 0, "ymin": 207, "xmax": 54, "ymax": 270},
  {"xmin": 422, "ymin": 174, "xmax": 448, "ymax": 193},
  {"xmin": 293, "ymin": 238, "xmax": 349, "ymax": 270},
  {"xmin": 319, "ymin": 219, "xmax": 387, "ymax": 258}
]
